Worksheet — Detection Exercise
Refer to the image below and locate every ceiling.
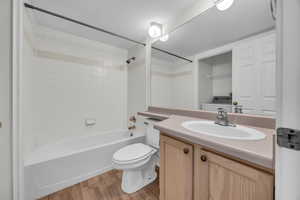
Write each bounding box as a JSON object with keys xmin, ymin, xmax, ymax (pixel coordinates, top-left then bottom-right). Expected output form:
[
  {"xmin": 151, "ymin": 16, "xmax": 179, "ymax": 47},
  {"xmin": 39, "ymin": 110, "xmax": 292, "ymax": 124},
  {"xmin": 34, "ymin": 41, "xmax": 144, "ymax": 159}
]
[
  {"xmin": 28, "ymin": 0, "xmax": 275, "ymax": 59},
  {"xmin": 153, "ymin": 0, "xmax": 275, "ymax": 58},
  {"xmin": 29, "ymin": 0, "xmax": 198, "ymax": 49}
]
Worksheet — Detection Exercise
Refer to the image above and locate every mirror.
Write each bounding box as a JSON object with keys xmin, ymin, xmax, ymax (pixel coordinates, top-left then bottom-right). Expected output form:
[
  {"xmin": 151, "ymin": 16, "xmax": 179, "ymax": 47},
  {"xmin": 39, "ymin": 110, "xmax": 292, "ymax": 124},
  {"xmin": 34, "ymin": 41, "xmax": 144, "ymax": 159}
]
[
  {"xmin": 151, "ymin": 48, "xmax": 194, "ymax": 109},
  {"xmin": 151, "ymin": 0, "xmax": 276, "ymax": 116}
]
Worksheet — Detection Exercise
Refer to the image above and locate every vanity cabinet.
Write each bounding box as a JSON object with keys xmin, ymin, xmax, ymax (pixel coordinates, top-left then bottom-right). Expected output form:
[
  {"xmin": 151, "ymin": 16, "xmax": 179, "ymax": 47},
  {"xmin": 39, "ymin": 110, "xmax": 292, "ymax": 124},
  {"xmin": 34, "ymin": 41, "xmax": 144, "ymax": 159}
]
[
  {"xmin": 194, "ymin": 146, "xmax": 274, "ymax": 200},
  {"xmin": 160, "ymin": 135, "xmax": 193, "ymax": 200},
  {"xmin": 160, "ymin": 135, "xmax": 274, "ymax": 200}
]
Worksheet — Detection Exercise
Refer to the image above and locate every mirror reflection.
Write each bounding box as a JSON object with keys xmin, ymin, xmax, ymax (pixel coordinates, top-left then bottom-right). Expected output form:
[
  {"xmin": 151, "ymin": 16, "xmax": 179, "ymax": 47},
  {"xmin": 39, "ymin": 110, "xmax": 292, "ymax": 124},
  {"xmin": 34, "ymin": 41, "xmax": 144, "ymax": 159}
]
[
  {"xmin": 151, "ymin": 0, "xmax": 276, "ymax": 117},
  {"xmin": 151, "ymin": 49, "xmax": 194, "ymax": 109}
]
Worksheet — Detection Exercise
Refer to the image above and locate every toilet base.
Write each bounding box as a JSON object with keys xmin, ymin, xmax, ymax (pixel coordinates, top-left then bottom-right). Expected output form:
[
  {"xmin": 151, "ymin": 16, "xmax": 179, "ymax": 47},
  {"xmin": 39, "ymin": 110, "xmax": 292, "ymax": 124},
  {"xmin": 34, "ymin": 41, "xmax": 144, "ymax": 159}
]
[{"xmin": 121, "ymin": 158, "xmax": 157, "ymax": 194}]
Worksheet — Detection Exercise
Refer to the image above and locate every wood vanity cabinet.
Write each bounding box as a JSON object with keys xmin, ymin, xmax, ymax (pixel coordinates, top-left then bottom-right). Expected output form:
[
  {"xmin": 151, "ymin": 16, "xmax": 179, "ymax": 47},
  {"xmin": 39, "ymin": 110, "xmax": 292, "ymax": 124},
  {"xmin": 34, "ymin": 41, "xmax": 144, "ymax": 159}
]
[
  {"xmin": 160, "ymin": 135, "xmax": 274, "ymax": 200},
  {"xmin": 194, "ymin": 146, "xmax": 274, "ymax": 200},
  {"xmin": 160, "ymin": 135, "xmax": 194, "ymax": 200}
]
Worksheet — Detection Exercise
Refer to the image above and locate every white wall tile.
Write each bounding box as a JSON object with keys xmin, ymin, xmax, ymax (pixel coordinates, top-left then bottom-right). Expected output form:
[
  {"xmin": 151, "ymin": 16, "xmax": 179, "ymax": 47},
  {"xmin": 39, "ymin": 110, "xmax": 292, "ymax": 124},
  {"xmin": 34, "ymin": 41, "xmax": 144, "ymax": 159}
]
[{"xmin": 22, "ymin": 21, "xmax": 128, "ymax": 156}]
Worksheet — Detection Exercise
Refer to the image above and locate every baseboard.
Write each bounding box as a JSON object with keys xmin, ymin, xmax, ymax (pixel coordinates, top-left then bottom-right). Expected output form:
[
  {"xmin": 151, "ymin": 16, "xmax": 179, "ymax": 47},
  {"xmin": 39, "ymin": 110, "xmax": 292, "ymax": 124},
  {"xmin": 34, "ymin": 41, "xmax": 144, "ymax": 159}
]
[{"xmin": 34, "ymin": 165, "xmax": 113, "ymax": 199}]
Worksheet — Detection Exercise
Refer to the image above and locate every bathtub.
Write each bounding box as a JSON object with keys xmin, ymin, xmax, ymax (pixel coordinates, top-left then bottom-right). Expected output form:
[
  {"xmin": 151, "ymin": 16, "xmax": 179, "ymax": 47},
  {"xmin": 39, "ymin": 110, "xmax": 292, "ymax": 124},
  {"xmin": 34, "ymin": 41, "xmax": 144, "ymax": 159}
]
[{"xmin": 24, "ymin": 130, "xmax": 145, "ymax": 200}]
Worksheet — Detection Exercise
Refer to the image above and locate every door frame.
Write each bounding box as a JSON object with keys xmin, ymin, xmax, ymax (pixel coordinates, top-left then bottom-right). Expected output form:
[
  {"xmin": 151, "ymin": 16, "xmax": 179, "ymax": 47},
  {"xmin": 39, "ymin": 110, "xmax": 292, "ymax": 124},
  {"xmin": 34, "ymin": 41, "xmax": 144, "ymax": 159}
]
[
  {"xmin": 12, "ymin": 0, "xmax": 24, "ymax": 199},
  {"xmin": 11, "ymin": 0, "xmax": 293, "ymax": 199},
  {"xmin": 275, "ymin": 0, "xmax": 300, "ymax": 199}
]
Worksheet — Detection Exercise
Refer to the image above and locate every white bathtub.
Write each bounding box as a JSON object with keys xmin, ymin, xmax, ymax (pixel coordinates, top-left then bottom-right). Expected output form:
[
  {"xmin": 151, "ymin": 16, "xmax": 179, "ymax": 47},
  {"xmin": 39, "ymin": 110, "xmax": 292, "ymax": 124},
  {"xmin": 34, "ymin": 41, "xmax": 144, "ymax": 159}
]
[{"xmin": 24, "ymin": 130, "xmax": 145, "ymax": 200}]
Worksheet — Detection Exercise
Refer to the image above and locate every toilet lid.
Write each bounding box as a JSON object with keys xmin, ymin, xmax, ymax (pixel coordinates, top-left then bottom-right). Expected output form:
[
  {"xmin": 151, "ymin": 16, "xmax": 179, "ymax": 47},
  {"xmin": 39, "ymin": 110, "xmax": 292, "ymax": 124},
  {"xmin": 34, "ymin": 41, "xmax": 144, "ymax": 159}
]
[{"xmin": 113, "ymin": 143, "xmax": 154, "ymax": 163}]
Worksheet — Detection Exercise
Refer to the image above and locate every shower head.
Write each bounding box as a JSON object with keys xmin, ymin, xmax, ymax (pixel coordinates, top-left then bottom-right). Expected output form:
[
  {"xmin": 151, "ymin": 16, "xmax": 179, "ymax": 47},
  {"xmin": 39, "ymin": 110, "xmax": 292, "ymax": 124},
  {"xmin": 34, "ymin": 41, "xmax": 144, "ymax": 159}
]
[{"xmin": 126, "ymin": 57, "xmax": 136, "ymax": 64}]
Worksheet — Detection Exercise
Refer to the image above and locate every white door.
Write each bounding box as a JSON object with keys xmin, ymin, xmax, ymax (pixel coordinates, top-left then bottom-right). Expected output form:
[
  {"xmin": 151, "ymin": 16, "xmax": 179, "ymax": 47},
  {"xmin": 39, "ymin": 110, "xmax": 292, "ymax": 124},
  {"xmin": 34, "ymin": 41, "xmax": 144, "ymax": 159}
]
[
  {"xmin": 233, "ymin": 40, "xmax": 259, "ymax": 115},
  {"xmin": 233, "ymin": 33, "xmax": 276, "ymax": 116},
  {"xmin": 258, "ymin": 34, "xmax": 276, "ymax": 116}
]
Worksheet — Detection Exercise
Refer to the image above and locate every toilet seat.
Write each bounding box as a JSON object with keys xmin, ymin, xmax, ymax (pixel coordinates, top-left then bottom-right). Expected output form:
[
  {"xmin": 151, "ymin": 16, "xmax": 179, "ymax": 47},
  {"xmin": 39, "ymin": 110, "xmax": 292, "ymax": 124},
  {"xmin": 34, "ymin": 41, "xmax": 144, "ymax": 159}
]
[{"xmin": 113, "ymin": 143, "xmax": 156, "ymax": 165}]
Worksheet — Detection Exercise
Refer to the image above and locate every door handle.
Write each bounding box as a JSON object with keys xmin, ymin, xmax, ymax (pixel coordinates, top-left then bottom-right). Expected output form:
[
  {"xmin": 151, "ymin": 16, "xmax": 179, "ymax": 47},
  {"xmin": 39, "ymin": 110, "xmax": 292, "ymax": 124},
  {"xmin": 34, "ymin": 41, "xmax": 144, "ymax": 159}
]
[
  {"xmin": 201, "ymin": 155, "xmax": 207, "ymax": 162},
  {"xmin": 183, "ymin": 148, "xmax": 189, "ymax": 154}
]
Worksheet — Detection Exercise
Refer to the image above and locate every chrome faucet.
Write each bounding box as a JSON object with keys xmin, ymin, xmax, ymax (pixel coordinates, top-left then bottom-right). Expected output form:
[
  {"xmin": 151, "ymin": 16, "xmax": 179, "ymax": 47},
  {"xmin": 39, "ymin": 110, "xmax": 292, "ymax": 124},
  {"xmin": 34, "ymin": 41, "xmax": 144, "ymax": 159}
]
[
  {"xmin": 215, "ymin": 108, "xmax": 236, "ymax": 127},
  {"xmin": 233, "ymin": 102, "xmax": 243, "ymax": 114}
]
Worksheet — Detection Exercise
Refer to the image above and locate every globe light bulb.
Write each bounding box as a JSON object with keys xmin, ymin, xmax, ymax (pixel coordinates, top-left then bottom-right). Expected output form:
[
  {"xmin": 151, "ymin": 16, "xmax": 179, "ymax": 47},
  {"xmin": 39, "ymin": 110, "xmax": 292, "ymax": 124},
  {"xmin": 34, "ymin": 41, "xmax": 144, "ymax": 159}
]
[
  {"xmin": 148, "ymin": 22, "xmax": 162, "ymax": 38},
  {"xmin": 215, "ymin": 0, "xmax": 234, "ymax": 11},
  {"xmin": 160, "ymin": 34, "xmax": 169, "ymax": 42}
]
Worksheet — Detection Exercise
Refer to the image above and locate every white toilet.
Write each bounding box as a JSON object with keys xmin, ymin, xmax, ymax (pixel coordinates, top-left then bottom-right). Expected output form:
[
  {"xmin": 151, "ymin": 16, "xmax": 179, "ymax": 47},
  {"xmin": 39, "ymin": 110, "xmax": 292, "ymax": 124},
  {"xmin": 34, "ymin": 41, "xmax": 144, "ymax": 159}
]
[{"xmin": 112, "ymin": 120, "xmax": 160, "ymax": 194}]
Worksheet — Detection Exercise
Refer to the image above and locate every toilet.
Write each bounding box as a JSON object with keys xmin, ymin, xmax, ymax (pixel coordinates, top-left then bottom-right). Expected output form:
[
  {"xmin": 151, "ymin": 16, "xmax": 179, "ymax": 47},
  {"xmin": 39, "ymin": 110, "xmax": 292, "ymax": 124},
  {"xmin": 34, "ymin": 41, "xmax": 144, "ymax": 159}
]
[{"xmin": 112, "ymin": 119, "xmax": 160, "ymax": 194}]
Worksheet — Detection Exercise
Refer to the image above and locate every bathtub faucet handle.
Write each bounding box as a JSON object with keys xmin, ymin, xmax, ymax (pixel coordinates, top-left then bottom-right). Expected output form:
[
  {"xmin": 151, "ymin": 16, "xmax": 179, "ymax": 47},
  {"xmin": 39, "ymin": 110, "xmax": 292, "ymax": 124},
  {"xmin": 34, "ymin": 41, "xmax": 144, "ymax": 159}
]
[
  {"xmin": 128, "ymin": 125, "xmax": 136, "ymax": 130},
  {"xmin": 129, "ymin": 116, "xmax": 136, "ymax": 123}
]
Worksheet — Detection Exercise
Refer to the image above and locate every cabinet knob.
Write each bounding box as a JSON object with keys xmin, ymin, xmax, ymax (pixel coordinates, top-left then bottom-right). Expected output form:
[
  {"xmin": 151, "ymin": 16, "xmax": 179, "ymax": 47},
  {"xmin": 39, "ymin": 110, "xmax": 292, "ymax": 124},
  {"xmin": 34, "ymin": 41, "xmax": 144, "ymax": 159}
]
[
  {"xmin": 201, "ymin": 155, "xmax": 207, "ymax": 162},
  {"xmin": 183, "ymin": 148, "xmax": 189, "ymax": 154}
]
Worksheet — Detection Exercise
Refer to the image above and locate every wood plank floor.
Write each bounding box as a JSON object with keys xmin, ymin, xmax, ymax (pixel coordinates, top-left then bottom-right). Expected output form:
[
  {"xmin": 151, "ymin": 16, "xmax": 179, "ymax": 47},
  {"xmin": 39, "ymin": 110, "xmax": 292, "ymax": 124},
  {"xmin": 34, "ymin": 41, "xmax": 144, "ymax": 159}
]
[{"xmin": 38, "ymin": 170, "xmax": 159, "ymax": 200}]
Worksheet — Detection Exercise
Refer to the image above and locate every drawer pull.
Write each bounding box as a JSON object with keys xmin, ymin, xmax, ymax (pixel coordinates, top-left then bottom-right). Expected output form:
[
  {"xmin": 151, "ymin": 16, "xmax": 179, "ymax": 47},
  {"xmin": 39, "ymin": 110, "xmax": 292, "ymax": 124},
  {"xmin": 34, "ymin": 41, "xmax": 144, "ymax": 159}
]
[
  {"xmin": 183, "ymin": 148, "xmax": 189, "ymax": 154},
  {"xmin": 201, "ymin": 155, "xmax": 207, "ymax": 162}
]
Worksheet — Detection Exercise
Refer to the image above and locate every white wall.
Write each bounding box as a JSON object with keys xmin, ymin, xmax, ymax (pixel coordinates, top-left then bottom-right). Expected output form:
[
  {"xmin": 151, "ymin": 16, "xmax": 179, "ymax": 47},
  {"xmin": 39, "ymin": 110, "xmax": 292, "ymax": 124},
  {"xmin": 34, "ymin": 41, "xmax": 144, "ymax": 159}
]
[
  {"xmin": 0, "ymin": 0, "xmax": 12, "ymax": 199},
  {"xmin": 22, "ymin": 15, "xmax": 128, "ymax": 156},
  {"xmin": 22, "ymin": 12, "xmax": 36, "ymax": 156},
  {"xmin": 151, "ymin": 58, "xmax": 194, "ymax": 109},
  {"xmin": 198, "ymin": 61, "xmax": 213, "ymax": 106},
  {"xmin": 211, "ymin": 54, "xmax": 232, "ymax": 96},
  {"xmin": 127, "ymin": 45, "xmax": 146, "ymax": 119},
  {"xmin": 170, "ymin": 63, "xmax": 194, "ymax": 109},
  {"xmin": 151, "ymin": 58, "xmax": 173, "ymax": 107}
]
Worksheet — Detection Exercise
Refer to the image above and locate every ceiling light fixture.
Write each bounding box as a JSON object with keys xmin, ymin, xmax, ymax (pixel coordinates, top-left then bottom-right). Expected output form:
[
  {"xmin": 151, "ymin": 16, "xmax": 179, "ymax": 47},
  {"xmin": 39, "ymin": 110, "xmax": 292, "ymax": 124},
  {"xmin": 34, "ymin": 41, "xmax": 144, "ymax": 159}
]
[
  {"xmin": 148, "ymin": 22, "xmax": 162, "ymax": 38},
  {"xmin": 215, "ymin": 0, "xmax": 234, "ymax": 11},
  {"xmin": 160, "ymin": 34, "xmax": 169, "ymax": 42}
]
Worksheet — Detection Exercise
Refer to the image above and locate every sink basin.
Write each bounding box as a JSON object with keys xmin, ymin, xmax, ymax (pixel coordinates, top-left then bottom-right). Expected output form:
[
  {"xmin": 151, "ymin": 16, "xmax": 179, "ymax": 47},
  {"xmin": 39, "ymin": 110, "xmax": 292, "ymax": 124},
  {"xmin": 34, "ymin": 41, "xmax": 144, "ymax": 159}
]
[{"xmin": 181, "ymin": 121, "xmax": 266, "ymax": 140}]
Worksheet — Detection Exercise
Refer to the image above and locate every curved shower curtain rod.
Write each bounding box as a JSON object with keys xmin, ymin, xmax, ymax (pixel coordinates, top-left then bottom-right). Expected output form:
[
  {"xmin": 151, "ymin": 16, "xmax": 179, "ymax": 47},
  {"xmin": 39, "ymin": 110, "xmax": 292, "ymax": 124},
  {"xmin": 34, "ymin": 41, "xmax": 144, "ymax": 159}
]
[{"xmin": 24, "ymin": 3, "xmax": 193, "ymax": 63}]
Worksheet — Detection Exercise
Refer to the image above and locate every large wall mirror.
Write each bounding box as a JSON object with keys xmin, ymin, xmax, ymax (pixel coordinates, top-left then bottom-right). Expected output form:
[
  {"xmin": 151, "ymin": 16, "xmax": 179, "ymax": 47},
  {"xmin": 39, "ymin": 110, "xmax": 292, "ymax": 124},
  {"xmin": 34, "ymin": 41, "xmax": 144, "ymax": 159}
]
[
  {"xmin": 150, "ymin": 0, "xmax": 276, "ymax": 117},
  {"xmin": 151, "ymin": 48, "xmax": 194, "ymax": 109}
]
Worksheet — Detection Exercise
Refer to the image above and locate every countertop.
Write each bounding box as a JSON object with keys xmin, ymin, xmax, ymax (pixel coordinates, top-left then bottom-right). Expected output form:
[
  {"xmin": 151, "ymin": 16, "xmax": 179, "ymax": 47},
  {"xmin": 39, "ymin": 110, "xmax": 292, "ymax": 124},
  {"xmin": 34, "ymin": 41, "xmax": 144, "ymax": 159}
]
[
  {"xmin": 138, "ymin": 111, "xmax": 170, "ymax": 120},
  {"xmin": 154, "ymin": 115, "xmax": 275, "ymax": 170}
]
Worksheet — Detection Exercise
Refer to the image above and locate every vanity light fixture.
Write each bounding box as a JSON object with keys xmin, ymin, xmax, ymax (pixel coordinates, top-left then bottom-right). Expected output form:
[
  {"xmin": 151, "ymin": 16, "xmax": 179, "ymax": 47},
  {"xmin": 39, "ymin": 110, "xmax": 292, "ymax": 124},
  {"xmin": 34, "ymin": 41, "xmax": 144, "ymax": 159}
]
[
  {"xmin": 148, "ymin": 22, "xmax": 162, "ymax": 38},
  {"xmin": 215, "ymin": 0, "xmax": 234, "ymax": 11}
]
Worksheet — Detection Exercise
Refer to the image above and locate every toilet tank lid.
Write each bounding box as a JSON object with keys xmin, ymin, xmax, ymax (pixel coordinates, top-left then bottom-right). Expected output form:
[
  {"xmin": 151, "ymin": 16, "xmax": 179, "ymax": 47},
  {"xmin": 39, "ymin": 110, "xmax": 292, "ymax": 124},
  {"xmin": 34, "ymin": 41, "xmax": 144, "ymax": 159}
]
[{"xmin": 113, "ymin": 143, "xmax": 155, "ymax": 163}]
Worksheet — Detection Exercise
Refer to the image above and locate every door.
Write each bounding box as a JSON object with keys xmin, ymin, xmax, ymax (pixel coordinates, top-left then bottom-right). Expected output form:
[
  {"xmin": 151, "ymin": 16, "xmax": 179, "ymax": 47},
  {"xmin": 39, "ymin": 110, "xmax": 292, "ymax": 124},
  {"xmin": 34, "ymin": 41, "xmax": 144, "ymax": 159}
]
[
  {"xmin": 195, "ymin": 148, "xmax": 274, "ymax": 200},
  {"xmin": 160, "ymin": 135, "xmax": 193, "ymax": 200},
  {"xmin": 232, "ymin": 33, "xmax": 276, "ymax": 116},
  {"xmin": 258, "ymin": 34, "xmax": 276, "ymax": 116},
  {"xmin": 232, "ymin": 40, "xmax": 258, "ymax": 115}
]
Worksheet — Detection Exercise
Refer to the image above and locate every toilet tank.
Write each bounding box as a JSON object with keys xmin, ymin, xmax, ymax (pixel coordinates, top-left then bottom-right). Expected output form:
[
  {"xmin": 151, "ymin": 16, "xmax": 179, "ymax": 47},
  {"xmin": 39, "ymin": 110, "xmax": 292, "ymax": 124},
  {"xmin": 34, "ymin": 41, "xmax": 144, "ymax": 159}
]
[{"xmin": 145, "ymin": 119, "xmax": 160, "ymax": 149}]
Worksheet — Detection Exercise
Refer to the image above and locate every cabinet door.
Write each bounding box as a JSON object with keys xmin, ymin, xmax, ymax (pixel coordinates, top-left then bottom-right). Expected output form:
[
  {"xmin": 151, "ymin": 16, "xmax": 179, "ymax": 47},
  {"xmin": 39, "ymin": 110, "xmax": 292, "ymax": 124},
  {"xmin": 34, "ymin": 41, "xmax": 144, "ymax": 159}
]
[
  {"xmin": 160, "ymin": 135, "xmax": 193, "ymax": 200},
  {"xmin": 195, "ymin": 149, "xmax": 274, "ymax": 200}
]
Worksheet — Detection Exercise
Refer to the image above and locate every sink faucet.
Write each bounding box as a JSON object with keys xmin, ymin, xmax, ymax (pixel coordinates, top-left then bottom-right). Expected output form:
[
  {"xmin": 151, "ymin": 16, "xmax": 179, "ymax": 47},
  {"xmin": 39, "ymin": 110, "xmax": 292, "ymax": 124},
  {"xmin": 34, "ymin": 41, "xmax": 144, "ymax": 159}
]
[{"xmin": 215, "ymin": 108, "xmax": 236, "ymax": 127}]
